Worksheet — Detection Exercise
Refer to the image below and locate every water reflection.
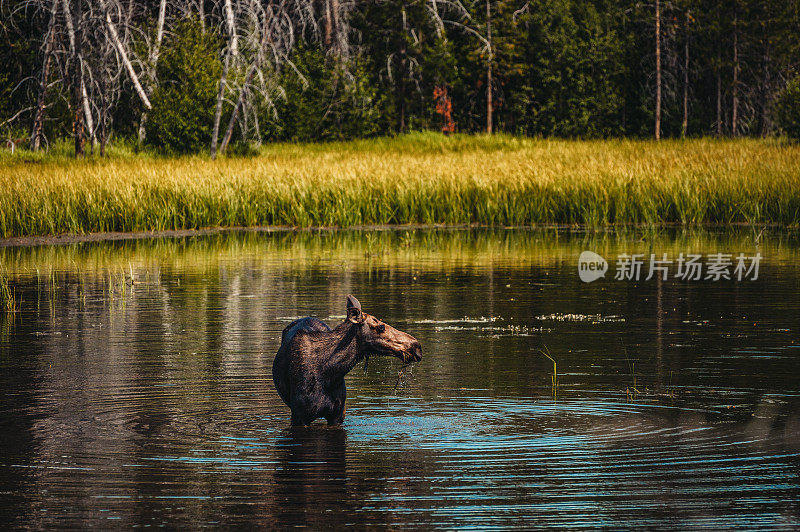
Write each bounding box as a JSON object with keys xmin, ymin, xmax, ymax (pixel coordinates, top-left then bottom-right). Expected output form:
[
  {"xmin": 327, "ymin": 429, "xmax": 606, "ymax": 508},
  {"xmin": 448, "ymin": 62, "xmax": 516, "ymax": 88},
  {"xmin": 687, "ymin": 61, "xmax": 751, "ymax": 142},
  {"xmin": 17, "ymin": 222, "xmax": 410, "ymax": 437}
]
[
  {"xmin": 273, "ymin": 428, "xmax": 349, "ymax": 528},
  {"xmin": 0, "ymin": 228, "xmax": 799, "ymax": 528}
]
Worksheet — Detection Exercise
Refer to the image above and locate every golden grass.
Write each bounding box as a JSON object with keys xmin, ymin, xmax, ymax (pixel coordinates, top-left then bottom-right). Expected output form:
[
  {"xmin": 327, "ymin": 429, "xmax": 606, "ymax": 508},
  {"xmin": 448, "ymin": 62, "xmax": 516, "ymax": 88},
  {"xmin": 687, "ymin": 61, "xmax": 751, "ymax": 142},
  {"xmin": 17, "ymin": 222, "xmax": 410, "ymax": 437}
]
[{"xmin": 1, "ymin": 133, "xmax": 799, "ymax": 237}]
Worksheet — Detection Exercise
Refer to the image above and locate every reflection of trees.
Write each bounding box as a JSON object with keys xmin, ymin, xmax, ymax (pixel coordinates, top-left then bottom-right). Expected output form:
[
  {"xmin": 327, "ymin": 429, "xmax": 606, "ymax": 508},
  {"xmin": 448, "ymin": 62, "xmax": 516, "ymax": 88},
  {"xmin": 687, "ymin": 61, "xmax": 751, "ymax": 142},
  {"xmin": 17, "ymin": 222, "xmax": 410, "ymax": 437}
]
[
  {"xmin": 12, "ymin": 228, "xmax": 800, "ymax": 406},
  {"xmin": 0, "ymin": 309, "xmax": 42, "ymax": 527}
]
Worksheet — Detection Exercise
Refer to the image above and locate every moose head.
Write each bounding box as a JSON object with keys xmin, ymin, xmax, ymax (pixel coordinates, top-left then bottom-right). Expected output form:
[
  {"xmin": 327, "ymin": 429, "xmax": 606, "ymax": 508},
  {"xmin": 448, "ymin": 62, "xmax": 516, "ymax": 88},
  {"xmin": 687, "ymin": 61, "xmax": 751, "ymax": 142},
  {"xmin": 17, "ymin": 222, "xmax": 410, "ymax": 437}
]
[{"xmin": 346, "ymin": 295, "xmax": 422, "ymax": 364}]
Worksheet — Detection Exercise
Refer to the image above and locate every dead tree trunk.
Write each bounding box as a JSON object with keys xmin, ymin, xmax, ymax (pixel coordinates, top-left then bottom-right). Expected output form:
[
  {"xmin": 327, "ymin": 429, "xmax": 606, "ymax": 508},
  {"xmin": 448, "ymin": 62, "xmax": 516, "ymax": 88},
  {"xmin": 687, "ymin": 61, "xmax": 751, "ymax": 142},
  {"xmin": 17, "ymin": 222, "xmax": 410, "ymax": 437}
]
[
  {"xmin": 397, "ymin": 6, "xmax": 408, "ymax": 133},
  {"xmin": 731, "ymin": 12, "xmax": 739, "ymax": 136},
  {"xmin": 716, "ymin": 67, "xmax": 722, "ymax": 136},
  {"xmin": 210, "ymin": 49, "xmax": 231, "ymax": 159},
  {"xmin": 219, "ymin": 3, "xmax": 278, "ymax": 156},
  {"xmin": 654, "ymin": 0, "xmax": 661, "ymax": 140},
  {"xmin": 81, "ymin": 74, "xmax": 95, "ymax": 147},
  {"xmin": 224, "ymin": 0, "xmax": 238, "ymax": 57},
  {"xmin": 30, "ymin": 0, "xmax": 60, "ymax": 151},
  {"xmin": 219, "ymin": 63, "xmax": 258, "ymax": 153},
  {"xmin": 485, "ymin": 0, "xmax": 492, "ymax": 134},
  {"xmin": 331, "ymin": 0, "xmax": 340, "ymax": 50},
  {"xmin": 98, "ymin": 0, "xmax": 152, "ymax": 110},
  {"xmin": 70, "ymin": 0, "xmax": 85, "ymax": 157},
  {"xmin": 681, "ymin": 9, "xmax": 689, "ymax": 138},
  {"xmin": 324, "ymin": 0, "xmax": 332, "ymax": 48},
  {"xmin": 398, "ymin": 51, "xmax": 406, "ymax": 132},
  {"xmin": 760, "ymin": 46, "xmax": 771, "ymax": 136},
  {"xmin": 324, "ymin": 0, "xmax": 340, "ymax": 53},
  {"xmin": 62, "ymin": 0, "xmax": 75, "ymax": 51},
  {"xmin": 99, "ymin": 73, "xmax": 108, "ymax": 156},
  {"xmin": 138, "ymin": 0, "xmax": 167, "ymax": 142},
  {"xmin": 62, "ymin": 0, "xmax": 95, "ymax": 147}
]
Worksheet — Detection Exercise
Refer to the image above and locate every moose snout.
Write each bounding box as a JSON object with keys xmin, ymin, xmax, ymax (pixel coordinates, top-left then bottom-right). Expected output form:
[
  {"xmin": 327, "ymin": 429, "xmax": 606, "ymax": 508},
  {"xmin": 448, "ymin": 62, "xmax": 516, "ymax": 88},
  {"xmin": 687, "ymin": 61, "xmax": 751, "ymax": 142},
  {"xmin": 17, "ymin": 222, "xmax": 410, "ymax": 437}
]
[{"xmin": 407, "ymin": 340, "xmax": 422, "ymax": 362}]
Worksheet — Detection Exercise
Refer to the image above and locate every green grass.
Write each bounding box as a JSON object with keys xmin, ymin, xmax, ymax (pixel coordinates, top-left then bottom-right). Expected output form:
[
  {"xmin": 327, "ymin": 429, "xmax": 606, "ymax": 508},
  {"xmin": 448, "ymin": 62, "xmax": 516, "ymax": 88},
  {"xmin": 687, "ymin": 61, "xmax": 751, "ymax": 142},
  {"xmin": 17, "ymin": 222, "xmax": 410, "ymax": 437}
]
[
  {"xmin": 1, "ymin": 132, "xmax": 799, "ymax": 237},
  {"xmin": 0, "ymin": 137, "xmax": 146, "ymax": 165}
]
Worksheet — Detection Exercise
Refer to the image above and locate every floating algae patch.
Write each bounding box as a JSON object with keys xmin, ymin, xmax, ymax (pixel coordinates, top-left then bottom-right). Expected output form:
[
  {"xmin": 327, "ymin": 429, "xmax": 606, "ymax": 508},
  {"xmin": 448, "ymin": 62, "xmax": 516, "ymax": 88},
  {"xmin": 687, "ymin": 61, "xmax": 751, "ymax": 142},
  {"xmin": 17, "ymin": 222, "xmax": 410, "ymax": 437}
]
[{"xmin": 535, "ymin": 313, "xmax": 627, "ymax": 323}]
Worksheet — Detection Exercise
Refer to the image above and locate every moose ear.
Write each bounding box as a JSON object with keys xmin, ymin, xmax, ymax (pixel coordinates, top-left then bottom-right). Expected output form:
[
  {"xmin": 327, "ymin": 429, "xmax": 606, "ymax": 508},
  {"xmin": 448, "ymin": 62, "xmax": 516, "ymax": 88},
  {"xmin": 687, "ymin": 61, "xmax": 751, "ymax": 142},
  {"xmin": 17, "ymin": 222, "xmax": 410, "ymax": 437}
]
[{"xmin": 346, "ymin": 295, "xmax": 363, "ymax": 323}]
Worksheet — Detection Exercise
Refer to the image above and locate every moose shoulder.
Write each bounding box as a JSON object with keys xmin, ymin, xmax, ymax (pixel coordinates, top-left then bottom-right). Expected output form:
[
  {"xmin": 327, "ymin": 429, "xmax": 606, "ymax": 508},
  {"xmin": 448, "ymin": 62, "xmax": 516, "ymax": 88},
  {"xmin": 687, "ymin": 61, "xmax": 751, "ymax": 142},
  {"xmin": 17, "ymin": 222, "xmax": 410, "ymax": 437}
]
[{"xmin": 272, "ymin": 295, "xmax": 422, "ymax": 426}]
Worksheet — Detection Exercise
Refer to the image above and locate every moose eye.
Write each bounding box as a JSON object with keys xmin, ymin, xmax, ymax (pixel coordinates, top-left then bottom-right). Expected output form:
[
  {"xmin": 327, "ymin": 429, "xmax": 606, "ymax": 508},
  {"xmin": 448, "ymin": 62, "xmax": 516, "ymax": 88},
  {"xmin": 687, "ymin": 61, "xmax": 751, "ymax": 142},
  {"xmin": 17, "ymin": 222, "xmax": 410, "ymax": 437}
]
[{"xmin": 375, "ymin": 324, "xmax": 386, "ymax": 333}]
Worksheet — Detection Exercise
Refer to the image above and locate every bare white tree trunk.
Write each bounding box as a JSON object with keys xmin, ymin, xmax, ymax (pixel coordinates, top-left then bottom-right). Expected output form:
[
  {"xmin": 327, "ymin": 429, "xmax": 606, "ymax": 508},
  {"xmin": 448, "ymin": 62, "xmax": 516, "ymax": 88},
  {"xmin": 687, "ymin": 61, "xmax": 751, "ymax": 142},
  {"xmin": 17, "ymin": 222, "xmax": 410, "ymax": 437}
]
[
  {"xmin": 485, "ymin": 0, "xmax": 492, "ymax": 134},
  {"xmin": 97, "ymin": 0, "xmax": 152, "ymax": 109},
  {"xmin": 716, "ymin": 65, "xmax": 722, "ymax": 136},
  {"xmin": 220, "ymin": 63, "xmax": 258, "ymax": 154},
  {"xmin": 153, "ymin": 0, "xmax": 166, "ymax": 62},
  {"xmin": 138, "ymin": 0, "xmax": 167, "ymax": 141},
  {"xmin": 81, "ymin": 74, "xmax": 95, "ymax": 146},
  {"xmin": 331, "ymin": 0, "xmax": 340, "ymax": 49},
  {"xmin": 224, "ymin": 0, "xmax": 238, "ymax": 57},
  {"xmin": 62, "ymin": 0, "xmax": 92, "ymax": 151},
  {"xmin": 731, "ymin": 12, "xmax": 739, "ymax": 136},
  {"xmin": 31, "ymin": 0, "xmax": 60, "ymax": 151},
  {"xmin": 218, "ymin": 5, "xmax": 275, "ymax": 156},
  {"xmin": 62, "ymin": 0, "xmax": 75, "ymax": 49},
  {"xmin": 65, "ymin": 0, "xmax": 85, "ymax": 157},
  {"xmin": 681, "ymin": 9, "xmax": 689, "ymax": 138},
  {"xmin": 198, "ymin": 0, "xmax": 205, "ymax": 29},
  {"xmin": 655, "ymin": 0, "xmax": 661, "ymax": 140},
  {"xmin": 324, "ymin": 0, "xmax": 332, "ymax": 48},
  {"xmin": 210, "ymin": 49, "xmax": 231, "ymax": 159}
]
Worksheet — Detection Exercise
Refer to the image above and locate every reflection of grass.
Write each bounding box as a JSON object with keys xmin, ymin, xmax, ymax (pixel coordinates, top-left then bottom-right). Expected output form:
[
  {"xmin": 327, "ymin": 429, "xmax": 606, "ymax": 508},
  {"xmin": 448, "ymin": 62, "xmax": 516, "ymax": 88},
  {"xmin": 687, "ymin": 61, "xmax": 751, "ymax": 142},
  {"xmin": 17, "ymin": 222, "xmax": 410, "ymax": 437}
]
[
  {"xmin": 2, "ymin": 133, "xmax": 800, "ymax": 237},
  {"xmin": 1, "ymin": 226, "xmax": 794, "ymax": 277},
  {"xmin": 0, "ymin": 269, "xmax": 17, "ymax": 312}
]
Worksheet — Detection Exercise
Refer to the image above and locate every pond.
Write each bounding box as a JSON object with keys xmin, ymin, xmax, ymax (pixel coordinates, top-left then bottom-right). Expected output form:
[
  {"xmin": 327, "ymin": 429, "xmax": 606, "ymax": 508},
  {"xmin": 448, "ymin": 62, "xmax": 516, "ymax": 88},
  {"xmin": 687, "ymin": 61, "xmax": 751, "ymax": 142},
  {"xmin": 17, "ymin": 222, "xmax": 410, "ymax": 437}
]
[{"xmin": 1, "ymin": 228, "xmax": 799, "ymax": 528}]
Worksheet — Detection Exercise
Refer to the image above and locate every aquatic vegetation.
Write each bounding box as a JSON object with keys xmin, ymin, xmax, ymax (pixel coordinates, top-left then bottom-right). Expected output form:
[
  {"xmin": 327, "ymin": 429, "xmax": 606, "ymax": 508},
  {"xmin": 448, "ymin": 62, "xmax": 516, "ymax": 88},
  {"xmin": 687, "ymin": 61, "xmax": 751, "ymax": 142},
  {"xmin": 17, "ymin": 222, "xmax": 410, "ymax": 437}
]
[
  {"xmin": 0, "ymin": 269, "xmax": 17, "ymax": 312},
  {"xmin": 1, "ymin": 134, "xmax": 800, "ymax": 237},
  {"xmin": 537, "ymin": 346, "xmax": 558, "ymax": 394}
]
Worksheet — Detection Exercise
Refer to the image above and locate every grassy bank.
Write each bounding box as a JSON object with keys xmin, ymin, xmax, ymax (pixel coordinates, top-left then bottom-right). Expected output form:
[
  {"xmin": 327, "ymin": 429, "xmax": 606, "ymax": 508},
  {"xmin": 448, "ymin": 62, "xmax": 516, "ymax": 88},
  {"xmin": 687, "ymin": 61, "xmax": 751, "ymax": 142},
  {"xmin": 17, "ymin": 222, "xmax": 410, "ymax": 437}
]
[{"xmin": 1, "ymin": 133, "xmax": 799, "ymax": 237}]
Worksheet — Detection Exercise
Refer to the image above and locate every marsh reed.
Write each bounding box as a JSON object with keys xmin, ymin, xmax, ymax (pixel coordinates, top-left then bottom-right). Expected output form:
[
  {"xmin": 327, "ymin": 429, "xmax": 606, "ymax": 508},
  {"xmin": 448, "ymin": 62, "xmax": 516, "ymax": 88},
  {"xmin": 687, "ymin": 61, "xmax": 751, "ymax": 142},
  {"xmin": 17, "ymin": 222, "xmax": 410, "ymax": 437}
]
[
  {"xmin": 0, "ymin": 268, "xmax": 17, "ymax": 311},
  {"xmin": 2, "ymin": 134, "xmax": 799, "ymax": 237}
]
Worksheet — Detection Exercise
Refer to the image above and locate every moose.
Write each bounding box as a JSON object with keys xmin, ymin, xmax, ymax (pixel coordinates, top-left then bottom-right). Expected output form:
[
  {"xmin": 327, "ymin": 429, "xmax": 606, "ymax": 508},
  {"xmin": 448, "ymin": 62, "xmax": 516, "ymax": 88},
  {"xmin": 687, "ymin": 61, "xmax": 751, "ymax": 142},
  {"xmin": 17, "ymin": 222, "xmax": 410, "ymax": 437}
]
[{"xmin": 272, "ymin": 295, "xmax": 422, "ymax": 426}]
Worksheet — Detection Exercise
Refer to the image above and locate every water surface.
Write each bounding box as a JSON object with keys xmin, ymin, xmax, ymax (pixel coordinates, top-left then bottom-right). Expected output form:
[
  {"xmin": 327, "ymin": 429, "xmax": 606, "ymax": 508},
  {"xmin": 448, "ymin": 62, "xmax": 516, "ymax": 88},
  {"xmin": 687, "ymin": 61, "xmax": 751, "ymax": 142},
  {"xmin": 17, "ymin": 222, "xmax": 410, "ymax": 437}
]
[{"xmin": 1, "ymin": 228, "xmax": 799, "ymax": 528}]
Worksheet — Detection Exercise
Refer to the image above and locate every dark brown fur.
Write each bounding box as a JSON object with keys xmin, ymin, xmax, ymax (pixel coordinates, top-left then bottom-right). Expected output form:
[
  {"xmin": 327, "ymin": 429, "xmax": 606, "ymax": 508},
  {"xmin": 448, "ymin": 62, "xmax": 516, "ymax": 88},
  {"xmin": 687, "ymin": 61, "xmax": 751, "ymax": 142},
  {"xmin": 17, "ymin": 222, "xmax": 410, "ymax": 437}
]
[{"xmin": 272, "ymin": 296, "xmax": 422, "ymax": 426}]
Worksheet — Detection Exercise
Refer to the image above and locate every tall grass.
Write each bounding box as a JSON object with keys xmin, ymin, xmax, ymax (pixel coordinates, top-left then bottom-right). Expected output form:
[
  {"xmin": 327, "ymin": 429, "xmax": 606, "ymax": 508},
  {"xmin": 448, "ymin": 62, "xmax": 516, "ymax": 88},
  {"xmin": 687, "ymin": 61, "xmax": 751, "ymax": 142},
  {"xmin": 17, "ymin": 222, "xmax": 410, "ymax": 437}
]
[{"xmin": 1, "ymin": 133, "xmax": 799, "ymax": 237}]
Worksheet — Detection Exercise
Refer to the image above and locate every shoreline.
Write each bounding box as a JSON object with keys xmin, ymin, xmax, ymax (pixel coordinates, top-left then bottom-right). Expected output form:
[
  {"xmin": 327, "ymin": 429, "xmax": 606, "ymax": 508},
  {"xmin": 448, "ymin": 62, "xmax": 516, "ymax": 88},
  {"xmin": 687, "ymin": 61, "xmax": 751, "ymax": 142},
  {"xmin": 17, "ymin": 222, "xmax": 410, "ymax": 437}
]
[{"xmin": 0, "ymin": 222, "xmax": 791, "ymax": 249}]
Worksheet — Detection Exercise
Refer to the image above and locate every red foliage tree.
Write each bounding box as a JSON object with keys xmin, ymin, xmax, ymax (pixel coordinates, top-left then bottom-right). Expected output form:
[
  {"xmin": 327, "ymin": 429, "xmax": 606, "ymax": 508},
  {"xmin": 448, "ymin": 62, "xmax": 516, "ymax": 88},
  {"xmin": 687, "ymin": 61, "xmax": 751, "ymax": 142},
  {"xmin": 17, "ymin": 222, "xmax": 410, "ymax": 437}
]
[{"xmin": 434, "ymin": 86, "xmax": 455, "ymax": 134}]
